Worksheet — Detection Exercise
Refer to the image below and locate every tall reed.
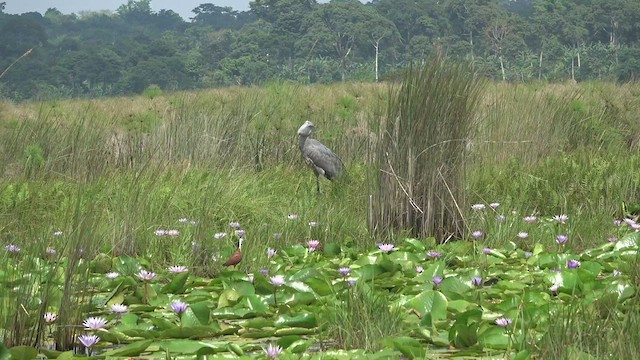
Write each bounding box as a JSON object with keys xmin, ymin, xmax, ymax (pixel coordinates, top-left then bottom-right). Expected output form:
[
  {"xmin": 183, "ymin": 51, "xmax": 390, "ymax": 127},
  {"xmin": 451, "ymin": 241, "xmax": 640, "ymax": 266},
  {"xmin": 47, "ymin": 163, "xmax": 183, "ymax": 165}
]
[{"xmin": 369, "ymin": 58, "xmax": 485, "ymax": 242}]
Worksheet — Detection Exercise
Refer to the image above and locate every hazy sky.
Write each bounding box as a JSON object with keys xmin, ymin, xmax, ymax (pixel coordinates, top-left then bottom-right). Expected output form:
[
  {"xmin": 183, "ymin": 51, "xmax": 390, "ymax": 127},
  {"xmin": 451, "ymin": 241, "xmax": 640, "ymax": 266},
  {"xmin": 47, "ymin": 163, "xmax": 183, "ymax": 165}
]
[{"xmin": 3, "ymin": 0, "xmax": 253, "ymax": 20}]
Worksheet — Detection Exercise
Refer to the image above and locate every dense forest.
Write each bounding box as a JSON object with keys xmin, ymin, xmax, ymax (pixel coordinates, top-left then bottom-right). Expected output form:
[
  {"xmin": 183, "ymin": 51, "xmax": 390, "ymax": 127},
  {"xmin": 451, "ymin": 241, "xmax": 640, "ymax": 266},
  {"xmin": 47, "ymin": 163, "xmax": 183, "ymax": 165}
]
[{"xmin": 0, "ymin": 0, "xmax": 639, "ymax": 100}]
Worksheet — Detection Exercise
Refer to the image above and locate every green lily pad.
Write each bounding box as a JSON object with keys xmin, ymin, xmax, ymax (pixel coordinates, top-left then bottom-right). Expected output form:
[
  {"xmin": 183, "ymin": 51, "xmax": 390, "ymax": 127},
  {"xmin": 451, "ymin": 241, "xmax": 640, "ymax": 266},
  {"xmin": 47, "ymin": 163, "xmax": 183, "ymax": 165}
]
[
  {"xmin": 407, "ymin": 290, "xmax": 448, "ymax": 324},
  {"xmin": 160, "ymin": 272, "xmax": 189, "ymax": 294},
  {"xmin": 478, "ymin": 326, "xmax": 509, "ymax": 350},
  {"xmin": 274, "ymin": 312, "xmax": 317, "ymax": 328},
  {"xmin": 8, "ymin": 346, "xmax": 37, "ymax": 360},
  {"xmin": 159, "ymin": 325, "xmax": 220, "ymax": 339},
  {"xmin": 157, "ymin": 339, "xmax": 227, "ymax": 354},
  {"xmin": 403, "ymin": 238, "xmax": 427, "ymax": 251},
  {"xmin": 102, "ymin": 340, "xmax": 153, "ymax": 356},
  {"xmin": 384, "ymin": 336, "xmax": 426, "ymax": 359},
  {"xmin": 241, "ymin": 294, "xmax": 269, "ymax": 314}
]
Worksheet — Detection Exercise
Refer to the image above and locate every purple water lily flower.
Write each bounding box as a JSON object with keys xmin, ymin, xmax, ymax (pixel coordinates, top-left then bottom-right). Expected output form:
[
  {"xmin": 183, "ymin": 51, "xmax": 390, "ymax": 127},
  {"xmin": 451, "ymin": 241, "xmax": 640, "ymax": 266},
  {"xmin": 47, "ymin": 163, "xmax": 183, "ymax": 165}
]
[
  {"xmin": 270, "ymin": 275, "xmax": 286, "ymax": 287},
  {"xmin": 416, "ymin": 266, "xmax": 424, "ymax": 273},
  {"xmin": 137, "ymin": 269, "xmax": 156, "ymax": 281},
  {"xmin": 471, "ymin": 231, "xmax": 484, "ymax": 239},
  {"xmin": 495, "ymin": 317, "xmax": 512, "ymax": 327},
  {"xmin": 556, "ymin": 235, "xmax": 568, "ymax": 244},
  {"xmin": 432, "ymin": 276, "xmax": 443, "ymax": 286},
  {"xmin": 471, "ymin": 277, "xmax": 483, "ymax": 287},
  {"xmin": 267, "ymin": 248, "xmax": 277, "ymax": 258},
  {"xmin": 5, "ymin": 244, "xmax": 20, "ymax": 253},
  {"xmin": 426, "ymin": 251, "xmax": 441, "ymax": 259},
  {"xmin": 307, "ymin": 240, "xmax": 320, "ymax": 252},
  {"xmin": 110, "ymin": 304, "xmax": 128, "ymax": 314},
  {"xmin": 523, "ymin": 216, "xmax": 537, "ymax": 223},
  {"xmin": 78, "ymin": 334, "xmax": 100, "ymax": 348},
  {"xmin": 168, "ymin": 265, "xmax": 188, "ymax": 273},
  {"xmin": 517, "ymin": 232, "xmax": 528, "ymax": 239},
  {"xmin": 338, "ymin": 267, "xmax": 351, "ymax": 277},
  {"xmin": 264, "ymin": 343, "xmax": 283, "ymax": 359},
  {"xmin": 567, "ymin": 259, "xmax": 581, "ymax": 269},
  {"xmin": 482, "ymin": 247, "xmax": 491, "ymax": 254},
  {"xmin": 171, "ymin": 300, "xmax": 189, "ymax": 315},
  {"xmin": 83, "ymin": 317, "xmax": 108, "ymax": 331}
]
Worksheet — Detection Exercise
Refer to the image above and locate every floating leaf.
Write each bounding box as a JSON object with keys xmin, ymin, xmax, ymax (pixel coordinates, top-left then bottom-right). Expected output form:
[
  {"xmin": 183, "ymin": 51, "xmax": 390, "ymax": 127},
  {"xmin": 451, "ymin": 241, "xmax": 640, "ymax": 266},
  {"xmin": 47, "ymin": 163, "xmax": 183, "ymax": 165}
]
[
  {"xmin": 478, "ymin": 326, "xmax": 509, "ymax": 350},
  {"xmin": 227, "ymin": 342, "xmax": 244, "ymax": 356},
  {"xmin": 384, "ymin": 337, "xmax": 426, "ymax": 359},
  {"xmin": 274, "ymin": 327, "xmax": 316, "ymax": 336},
  {"xmin": 241, "ymin": 294, "xmax": 269, "ymax": 314},
  {"xmin": 159, "ymin": 325, "xmax": 220, "ymax": 339},
  {"xmin": 160, "ymin": 272, "xmax": 189, "ymax": 294},
  {"xmin": 187, "ymin": 302, "xmax": 211, "ymax": 326},
  {"xmin": 8, "ymin": 346, "xmax": 37, "ymax": 360},
  {"xmin": 289, "ymin": 268, "xmax": 322, "ymax": 282},
  {"xmin": 285, "ymin": 338, "xmax": 315, "ymax": 353},
  {"xmin": 218, "ymin": 289, "xmax": 241, "ymax": 307},
  {"xmin": 449, "ymin": 309, "xmax": 482, "ymax": 348},
  {"xmin": 407, "ymin": 290, "xmax": 448, "ymax": 325},
  {"xmin": 403, "ymin": 238, "xmax": 427, "ymax": 251},
  {"xmin": 274, "ymin": 313, "xmax": 317, "ymax": 328},
  {"xmin": 102, "ymin": 340, "xmax": 153, "ymax": 356},
  {"xmin": 226, "ymin": 280, "xmax": 255, "ymax": 297},
  {"xmin": 158, "ymin": 339, "xmax": 227, "ymax": 354},
  {"xmin": 356, "ymin": 264, "xmax": 385, "ymax": 280}
]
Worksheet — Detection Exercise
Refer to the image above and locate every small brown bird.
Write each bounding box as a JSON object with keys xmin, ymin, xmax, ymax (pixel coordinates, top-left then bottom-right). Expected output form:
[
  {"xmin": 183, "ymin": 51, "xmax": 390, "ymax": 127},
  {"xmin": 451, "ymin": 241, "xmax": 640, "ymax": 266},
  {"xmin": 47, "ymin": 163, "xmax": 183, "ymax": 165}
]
[{"xmin": 223, "ymin": 238, "xmax": 243, "ymax": 268}]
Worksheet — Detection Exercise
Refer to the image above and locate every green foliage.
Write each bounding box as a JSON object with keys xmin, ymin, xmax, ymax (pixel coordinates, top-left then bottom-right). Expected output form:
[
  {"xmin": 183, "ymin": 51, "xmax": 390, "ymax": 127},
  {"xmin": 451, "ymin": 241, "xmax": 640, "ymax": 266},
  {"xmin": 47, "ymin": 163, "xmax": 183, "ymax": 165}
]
[
  {"xmin": 1, "ymin": 81, "xmax": 640, "ymax": 357},
  {"xmin": 371, "ymin": 57, "xmax": 485, "ymax": 242},
  {"xmin": 2, "ymin": 0, "xmax": 640, "ymax": 100},
  {"xmin": 142, "ymin": 85, "xmax": 162, "ymax": 99},
  {"xmin": 324, "ymin": 282, "xmax": 403, "ymax": 352}
]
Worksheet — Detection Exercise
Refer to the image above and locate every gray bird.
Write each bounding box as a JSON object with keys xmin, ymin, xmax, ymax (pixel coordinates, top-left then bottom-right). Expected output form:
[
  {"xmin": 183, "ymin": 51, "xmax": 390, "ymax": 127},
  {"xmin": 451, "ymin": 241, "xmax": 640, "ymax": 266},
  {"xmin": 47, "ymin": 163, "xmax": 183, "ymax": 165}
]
[{"xmin": 297, "ymin": 121, "xmax": 344, "ymax": 193}]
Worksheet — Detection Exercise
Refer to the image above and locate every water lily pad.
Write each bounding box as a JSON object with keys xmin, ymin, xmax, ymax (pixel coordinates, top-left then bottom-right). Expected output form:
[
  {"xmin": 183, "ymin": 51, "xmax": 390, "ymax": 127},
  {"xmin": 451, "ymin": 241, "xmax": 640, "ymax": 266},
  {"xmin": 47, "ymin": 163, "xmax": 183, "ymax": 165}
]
[
  {"xmin": 157, "ymin": 339, "xmax": 228, "ymax": 354},
  {"xmin": 289, "ymin": 268, "xmax": 323, "ymax": 282},
  {"xmin": 102, "ymin": 339, "xmax": 153, "ymax": 356},
  {"xmin": 238, "ymin": 327, "xmax": 275, "ymax": 338},
  {"xmin": 449, "ymin": 308, "xmax": 482, "ymax": 348},
  {"xmin": 218, "ymin": 288, "xmax": 242, "ymax": 308},
  {"xmin": 226, "ymin": 280, "xmax": 255, "ymax": 297},
  {"xmin": 447, "ymin": 299, "xmax": 474, "ymax": 314},
  {"xmin": 304, "ymin": 277, "xmax": 332, "ymax": 296},
  {"xmin": 8, "ymin": 346, "xmax": 37, "ymax": 360},
  {"xmin": 403, "ymin": 238, "xmax": 427, "ymax": 251},
  {"xmin": 240, "ymin": 317, "xmax": 272, "ymax": 329},
  {"xmin": 615, "ymin": 232, "xmax": 638, "ymax": 250},
  {"xmin": 478, "ymin": 326, "xmax": 509, "ymax": 350},
  {"xmin": 384, "ymin": 336, "xmax": 426, "ymax": 359},
  {"xmin": 159, "ymin": 325, "xmax": 220, "ymax": 339},
  {"xmin": 274, "ymin": 313, "xmax": 317, "ymax": 328},
  {"xmin": 240, "ymin": 294, "xmax": 269, "ymax": 314},
  {"xmin": 408, "ymin": 290, "xmax": 447, "ymax": 324},
  {"xmin": 274, "ymin": 327, "xmax": 316, "ymax": 336},
  {"xmin": 160, "ymin": 272, "xmax": 189, "ymax": 294}
]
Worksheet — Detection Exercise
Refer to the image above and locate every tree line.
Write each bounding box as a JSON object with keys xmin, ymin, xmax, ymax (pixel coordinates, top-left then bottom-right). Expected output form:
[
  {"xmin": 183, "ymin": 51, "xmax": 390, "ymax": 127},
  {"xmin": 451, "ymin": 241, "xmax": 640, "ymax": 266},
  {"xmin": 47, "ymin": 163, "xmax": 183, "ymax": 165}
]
[{"xmin": 0, "ymin": 0, "xmax": 639, "ymax": 100}]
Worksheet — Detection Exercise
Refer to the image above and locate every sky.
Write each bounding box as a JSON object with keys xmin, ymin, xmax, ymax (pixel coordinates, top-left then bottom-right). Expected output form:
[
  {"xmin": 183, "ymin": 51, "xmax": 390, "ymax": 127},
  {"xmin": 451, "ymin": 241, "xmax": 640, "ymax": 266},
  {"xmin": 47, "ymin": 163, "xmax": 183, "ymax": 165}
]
[{"xmin": 3, "ymin": 0, "xmax": 253, "ymax": 20}]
